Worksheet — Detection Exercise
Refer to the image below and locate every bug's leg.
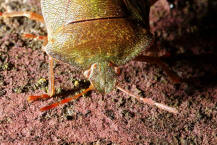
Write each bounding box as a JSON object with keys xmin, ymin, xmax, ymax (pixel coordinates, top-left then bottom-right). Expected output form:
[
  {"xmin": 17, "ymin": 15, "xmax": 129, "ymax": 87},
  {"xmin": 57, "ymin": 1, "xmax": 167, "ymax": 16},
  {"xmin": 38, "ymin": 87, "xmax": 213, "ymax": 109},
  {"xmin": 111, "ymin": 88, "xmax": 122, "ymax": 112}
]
[
  {"xmin": 23, "ymin": 34, "xmax": 48, "ymax": 46},
  {"xmin": 23, "ymin": 34, "xmax": 47, "ymax": 41},
  {"xmin": 40, "ymin": 85, "xmax": 94, "ymax": 111},
  {"xmin": 134, "ymin": 55, "xmax": 181, "ymax": 83},
  {"xmin": 0, "ymin": 11, "xmax": 44, "ymax": 23},
  {"xmin": 48, "ymin": 56, "xmax": 55, "ymax": 97},
  {"xmin": 117, "ymin": 86, "xmax": 178, "ymax": 114},
  {"xmin": 27, "ymin": 56, "xmax": 55, "ymax": 102},
  {"xmin": 0, "ymin": 11, "xmax": 47, "ymax": 44}
]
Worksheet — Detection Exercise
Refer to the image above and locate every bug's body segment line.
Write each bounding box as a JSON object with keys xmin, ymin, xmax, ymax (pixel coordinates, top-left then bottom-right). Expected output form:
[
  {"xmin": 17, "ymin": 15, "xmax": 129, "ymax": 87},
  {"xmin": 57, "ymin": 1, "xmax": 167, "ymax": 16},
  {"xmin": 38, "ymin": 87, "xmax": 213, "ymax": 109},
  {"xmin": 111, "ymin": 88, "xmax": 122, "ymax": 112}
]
[{"xmin": 67, "ymin": 16, "xmax": 127, "ymax": 25}]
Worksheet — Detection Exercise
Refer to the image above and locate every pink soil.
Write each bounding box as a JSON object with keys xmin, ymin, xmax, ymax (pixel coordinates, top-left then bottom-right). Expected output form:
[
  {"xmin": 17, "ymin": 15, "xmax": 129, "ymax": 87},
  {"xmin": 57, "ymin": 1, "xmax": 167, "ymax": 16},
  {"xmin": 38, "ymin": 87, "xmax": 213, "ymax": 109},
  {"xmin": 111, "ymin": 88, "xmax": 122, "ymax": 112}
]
[{"xmin": 0, "ymin": 0, "xmax": 216, "ymax": 144}]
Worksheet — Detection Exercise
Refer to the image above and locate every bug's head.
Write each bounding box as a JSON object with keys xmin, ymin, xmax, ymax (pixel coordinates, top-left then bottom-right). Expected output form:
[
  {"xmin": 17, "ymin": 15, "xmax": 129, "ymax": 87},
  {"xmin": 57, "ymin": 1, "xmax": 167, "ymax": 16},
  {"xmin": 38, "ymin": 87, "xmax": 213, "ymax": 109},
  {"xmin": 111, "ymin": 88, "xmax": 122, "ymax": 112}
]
[{"xmin": 83, "ymin": 62, "xmax": 117, "ymax": 94}]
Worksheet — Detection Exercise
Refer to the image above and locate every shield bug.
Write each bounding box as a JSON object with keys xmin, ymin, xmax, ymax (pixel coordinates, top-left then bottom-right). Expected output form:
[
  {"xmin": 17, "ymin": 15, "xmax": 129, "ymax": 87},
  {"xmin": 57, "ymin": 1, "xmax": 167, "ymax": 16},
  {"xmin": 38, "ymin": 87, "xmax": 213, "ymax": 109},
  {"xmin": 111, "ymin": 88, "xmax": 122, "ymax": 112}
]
[{"xmin": 0, "ymin": 0, "xmax": 178, "ymax": 114}]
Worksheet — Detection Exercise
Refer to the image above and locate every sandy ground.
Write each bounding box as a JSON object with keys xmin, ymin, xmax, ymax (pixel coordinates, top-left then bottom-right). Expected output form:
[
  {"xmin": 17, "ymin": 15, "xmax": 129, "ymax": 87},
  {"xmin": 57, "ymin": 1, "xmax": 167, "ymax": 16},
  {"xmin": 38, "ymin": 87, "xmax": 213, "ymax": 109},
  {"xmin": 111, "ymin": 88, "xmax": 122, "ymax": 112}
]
[{"xmin": 0, "ymin": 0, "xmax": 216, "ymax": 144}]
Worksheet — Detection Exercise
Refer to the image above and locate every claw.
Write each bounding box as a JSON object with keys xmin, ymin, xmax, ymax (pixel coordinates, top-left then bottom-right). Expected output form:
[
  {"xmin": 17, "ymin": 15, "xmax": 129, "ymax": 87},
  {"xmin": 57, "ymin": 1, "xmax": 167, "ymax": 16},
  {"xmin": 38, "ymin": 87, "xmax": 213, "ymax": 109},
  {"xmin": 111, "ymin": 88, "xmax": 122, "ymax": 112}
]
[
  {"xmin": 27, "ymin": 94, "xmax": 50, "ymax": 102},
  {"xmin": 39, "ymin": 85, "xmax": 94, "ymax": 111}
]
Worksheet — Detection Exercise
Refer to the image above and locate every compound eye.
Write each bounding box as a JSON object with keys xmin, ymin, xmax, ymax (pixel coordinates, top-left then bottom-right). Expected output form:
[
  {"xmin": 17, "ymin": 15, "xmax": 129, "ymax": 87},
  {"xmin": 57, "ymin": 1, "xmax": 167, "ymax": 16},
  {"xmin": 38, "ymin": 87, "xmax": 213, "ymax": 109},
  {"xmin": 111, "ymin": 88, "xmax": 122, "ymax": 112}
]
[
  {"xmin": 108, "ymin": 62, "xmax": 120, "ymax": 75},
  {"xmin": 114, "ymin": 67, "xmax": 120, "ymax": 75},
  {"xmin": 83, "ymin": 63, "xmax": 98, "ymax": 79},
  {"xmin": 83, "ymin": 69, "xmax": 91, "ymax": 79}
]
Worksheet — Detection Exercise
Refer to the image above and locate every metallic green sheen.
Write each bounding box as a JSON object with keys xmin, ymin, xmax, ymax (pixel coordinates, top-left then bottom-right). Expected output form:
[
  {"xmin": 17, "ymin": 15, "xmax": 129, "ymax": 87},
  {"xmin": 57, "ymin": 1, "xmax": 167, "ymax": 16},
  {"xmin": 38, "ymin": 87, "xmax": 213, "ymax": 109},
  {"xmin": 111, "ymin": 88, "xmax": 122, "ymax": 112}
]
[{"xmin": 41, "ymin": 0, "xmax": 152, "ymax": 93}]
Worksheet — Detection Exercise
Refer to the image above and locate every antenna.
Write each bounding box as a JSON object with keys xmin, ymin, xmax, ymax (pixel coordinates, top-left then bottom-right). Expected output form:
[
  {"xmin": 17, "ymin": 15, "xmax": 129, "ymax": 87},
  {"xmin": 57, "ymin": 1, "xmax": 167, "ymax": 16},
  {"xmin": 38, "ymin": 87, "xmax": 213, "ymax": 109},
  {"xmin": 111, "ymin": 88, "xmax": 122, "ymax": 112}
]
[{"xmin": 116, "ymin": 85, "xmax": 178, "ymax": 114}]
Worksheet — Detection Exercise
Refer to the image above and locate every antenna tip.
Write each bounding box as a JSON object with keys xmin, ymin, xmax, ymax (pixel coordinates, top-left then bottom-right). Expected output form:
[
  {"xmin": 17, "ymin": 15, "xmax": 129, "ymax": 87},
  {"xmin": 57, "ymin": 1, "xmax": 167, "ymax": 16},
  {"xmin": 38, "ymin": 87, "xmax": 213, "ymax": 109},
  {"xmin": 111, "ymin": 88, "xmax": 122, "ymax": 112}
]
[{"xmin": 155, "ymin": 103, "xmax": 178, "ymax": 114}]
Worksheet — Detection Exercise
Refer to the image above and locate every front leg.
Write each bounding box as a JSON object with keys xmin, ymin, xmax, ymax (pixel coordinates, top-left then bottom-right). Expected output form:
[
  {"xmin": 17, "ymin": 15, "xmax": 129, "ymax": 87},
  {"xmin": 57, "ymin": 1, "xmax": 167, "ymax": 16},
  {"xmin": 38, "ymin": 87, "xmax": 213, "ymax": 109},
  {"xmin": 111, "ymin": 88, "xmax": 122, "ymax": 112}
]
[
  {"xmin": 48, "ymin": 56, "xmax": 55, "ymax": 97},
  {"xmin": 27, "ymin": 56, "xmax": 55, "ymax": 102}
]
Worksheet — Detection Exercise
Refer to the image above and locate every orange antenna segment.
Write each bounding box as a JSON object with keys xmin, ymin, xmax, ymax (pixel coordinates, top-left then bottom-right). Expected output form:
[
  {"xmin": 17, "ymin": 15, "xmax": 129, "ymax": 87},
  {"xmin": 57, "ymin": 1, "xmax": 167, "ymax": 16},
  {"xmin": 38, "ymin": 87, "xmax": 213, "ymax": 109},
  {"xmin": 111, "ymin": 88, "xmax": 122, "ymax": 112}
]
[
  {"xmin": 116, "ymin": 86, "xmax": 178, "ymax": 114},
  {"xmin": 40, "ymin": 85, "xmax": 94, "ymax": 111}
]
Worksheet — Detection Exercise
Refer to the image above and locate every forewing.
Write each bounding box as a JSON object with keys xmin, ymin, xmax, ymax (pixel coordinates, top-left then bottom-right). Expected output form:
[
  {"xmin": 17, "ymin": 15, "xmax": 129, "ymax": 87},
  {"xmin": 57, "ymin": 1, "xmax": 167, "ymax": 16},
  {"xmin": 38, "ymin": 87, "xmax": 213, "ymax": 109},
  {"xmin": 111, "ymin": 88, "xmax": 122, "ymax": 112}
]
[
  {"xmin": 42, "ymin": 0, "xmax": 152, "ymax": 69},
  {"xmin": 41, "ymin": 0, "xmax": 124, "ymax": 34}
]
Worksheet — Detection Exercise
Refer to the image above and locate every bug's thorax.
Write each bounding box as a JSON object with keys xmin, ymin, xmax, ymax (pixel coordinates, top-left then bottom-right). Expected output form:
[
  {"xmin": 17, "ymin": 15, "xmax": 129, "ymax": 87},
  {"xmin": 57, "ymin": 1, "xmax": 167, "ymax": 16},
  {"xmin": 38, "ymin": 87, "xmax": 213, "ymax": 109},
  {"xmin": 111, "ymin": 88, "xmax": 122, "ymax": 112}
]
[{"xmin": 83, "ymin": 62, "xmax": 117, "ymax": 94}]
